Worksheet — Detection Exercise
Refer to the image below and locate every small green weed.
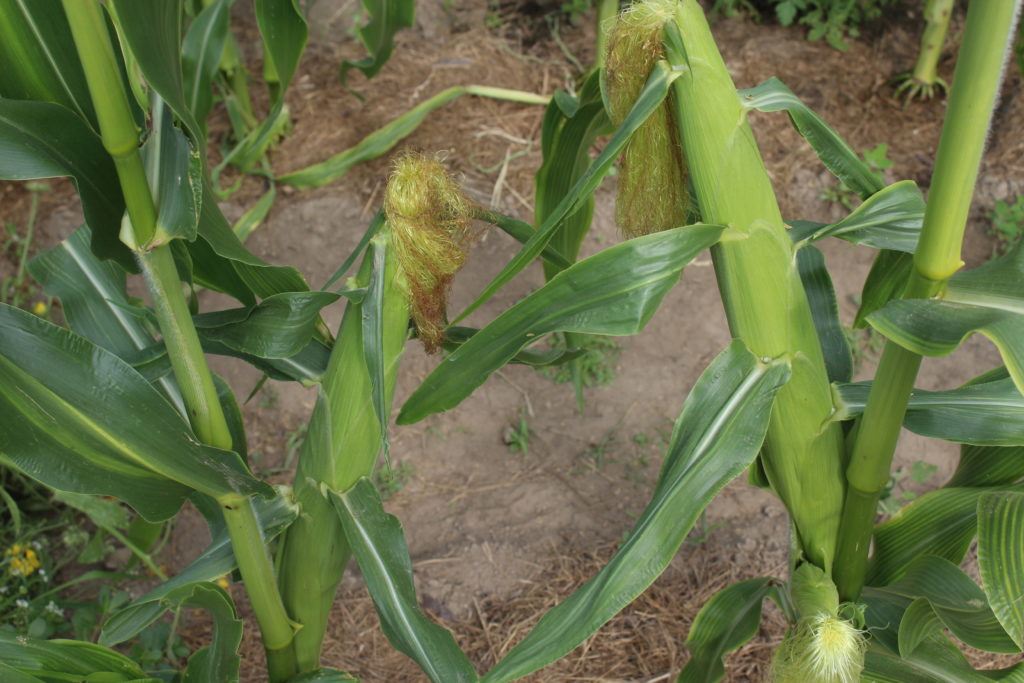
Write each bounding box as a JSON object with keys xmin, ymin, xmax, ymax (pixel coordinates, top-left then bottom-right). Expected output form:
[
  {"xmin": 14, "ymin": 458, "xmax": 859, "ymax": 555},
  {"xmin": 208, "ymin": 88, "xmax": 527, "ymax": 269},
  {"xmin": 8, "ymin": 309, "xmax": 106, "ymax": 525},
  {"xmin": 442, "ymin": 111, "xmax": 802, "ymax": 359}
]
[
  {"xmin": 573, "ymin": 431, "xmax": 619, "ymax": 474},
  {"xmin": 504, "ymin": 405, "xmax": 534, "ymax": 456},
  {"xmin": 844, "ymin": 325, "xmax": 885, "ymax": 374},
  {"xmin": 987, "ymin": 195, "xmax": 1024, "ymax": 255},
  {"xmin": 821, "ymin": 143, "xmax": 892, "ymax": 210},
  {"xmin": 373, "ymin": 461, "xmax": 415, "ymax": 501},
  {"xmin": 878, "ymin": 460, "xmax": 938, "ymax": 516},
  {"xmin": 2, "ymin": 181, "xmax": 51, "ymax": 314},
  {"xmin": 711, "ymin": 0, "xmax": 896, "ymax": 50},
  {"xmin": 541, "ymin": 334, "xmax": 622, "ymax": 388}
]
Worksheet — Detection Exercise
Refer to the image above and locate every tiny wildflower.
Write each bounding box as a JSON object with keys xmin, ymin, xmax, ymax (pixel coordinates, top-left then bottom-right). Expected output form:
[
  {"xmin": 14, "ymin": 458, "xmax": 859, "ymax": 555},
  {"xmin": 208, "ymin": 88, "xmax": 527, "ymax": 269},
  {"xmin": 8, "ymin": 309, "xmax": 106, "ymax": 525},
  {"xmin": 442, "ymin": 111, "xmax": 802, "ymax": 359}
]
[
  {"xmin": 32, "ymin": 301, "xmax": 48, "ymax": 316},
  {"xmin": 216, "ymin": 575, "xmax": 231, "ymax": 590},
  {"xmin": 44, "ymin": 601, "xmax": 63, "ymax": 618},
  {"xmin": 5, "ymin": 543, "xmax": 42, "ymax": 577},
  {"xmin": 15, "ymin": 599, "xmax": 29, "ymax": 609},
  {"xmin": 0, "ymin": 585, "xmax": 8, "ymax": 594}
]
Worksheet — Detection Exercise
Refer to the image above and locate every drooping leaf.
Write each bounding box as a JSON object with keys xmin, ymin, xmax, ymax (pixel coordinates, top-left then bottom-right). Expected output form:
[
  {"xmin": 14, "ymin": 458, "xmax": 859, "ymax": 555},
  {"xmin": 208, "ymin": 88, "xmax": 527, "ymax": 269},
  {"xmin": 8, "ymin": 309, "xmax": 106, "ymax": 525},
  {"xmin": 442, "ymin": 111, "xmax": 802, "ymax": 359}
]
[
  {"xmin": 52, "ymin": 491, "xmax": 130, "ymax": 531},
  {"xmin": 255, "ymin": 0, "xmax": 308, "ymax": 104},
  {"xmin": 398, "ymin": 224, "xmax": 722, "ymax": 424},
  {"xmin": 482, "ymin": 342, "xmax": 790, "ymax": 682},
  {"xmin": 0, "ymin": 98, "xmax": 130, "ymax": 268},
  {"xmin": 872, "ymin": 555, "xmax": 1018, "ymax": 654},
  {"xmin": 739, "ymin": 77, "xmax": 884, "ymax": 199},
  {"xmin": 0, "ymin": 0, "xmax": 98, "ymax": 127},
  {"xmin": 100, "ymin": 490, "xmax": 297, "ymax": 646},
  {"xmin": 0, "ymin": 631, "xmax": 153, "ymax": 682},
  {"xmin": 898, "ymin": 597, "xmax": 945, "ymax": 659},
  {"xmin": 453, "ymin": 61, "xmax": 681, "ymax": 324},
  {"xmin": 868, "ymin": 244, "xmax": 1024, "ymax": 395},
  {"xmin": 978, "ymin": 491, "xmax": 1024, "ymax": 650},
  {"xmin": 836, "ymin": 373, "xmax": 1024, "ymax": 446},
  {"xmin": 202, "ymin": 337, "xmax": 332, "ymax": 386},
  {"xmin": 339, "ymin": 0, "xmax": 415, "ymax": 91},
  {"xmin": 789, "ymin": 180, "xmax": 924, "ymax": 253},
  {"xmin": 443, "ymin": 327, "xmax": 585, "ymax": 368},
  {"xmin": 182, "ymin": 0, "xmax": 232, "ymax": 131},
  {"xmin": 179, "ymin": 583, "xmax": 243, "ymax": 683},
  {"xmin": 109, "ymin": 0, "xmax": 202, "ymax": 142},
  {"xmin": 0, "ymin": 304, "xmax": 271, "ymax": 521},
  {"xmin": 867, "ymin": 484, "xmax": 1024, "ymax": 587},
  {"xmin": 192, "ymin": 291, "xmax": 338, "ymax": 359},
  {"xmin": 797, "ymin": 244, "xmax": 852, "ymax": 383},
  {"xmin": 680, "ymin": 578, "xmax": 782, "ymax": 682},
  {"xmin": 329, "ymin": 479, "xmax": 477, "ymax": 683}
]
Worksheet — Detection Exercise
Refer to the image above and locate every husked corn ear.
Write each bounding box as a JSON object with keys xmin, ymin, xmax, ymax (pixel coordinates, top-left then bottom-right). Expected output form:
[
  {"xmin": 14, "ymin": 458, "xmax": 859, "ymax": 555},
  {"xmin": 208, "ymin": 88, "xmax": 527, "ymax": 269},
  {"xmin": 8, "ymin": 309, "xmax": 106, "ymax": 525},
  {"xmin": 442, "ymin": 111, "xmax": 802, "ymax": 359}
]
[
  {"xmin": 384, "ymin": 152, "xmax": 476, "ymax": 352},
  {"xmin": 605, "ymin": 0, "xmax": 689, "ymax": 237}
]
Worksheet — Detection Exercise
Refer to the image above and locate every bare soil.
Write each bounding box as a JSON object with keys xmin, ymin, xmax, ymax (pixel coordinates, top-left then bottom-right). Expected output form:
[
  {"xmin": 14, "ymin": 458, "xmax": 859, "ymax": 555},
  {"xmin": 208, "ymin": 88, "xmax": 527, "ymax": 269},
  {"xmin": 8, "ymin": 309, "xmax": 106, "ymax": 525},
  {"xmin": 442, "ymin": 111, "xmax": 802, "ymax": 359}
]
[{"xmin": 4, "ymin": 1, "xmax": 1023, "ymax": 680}]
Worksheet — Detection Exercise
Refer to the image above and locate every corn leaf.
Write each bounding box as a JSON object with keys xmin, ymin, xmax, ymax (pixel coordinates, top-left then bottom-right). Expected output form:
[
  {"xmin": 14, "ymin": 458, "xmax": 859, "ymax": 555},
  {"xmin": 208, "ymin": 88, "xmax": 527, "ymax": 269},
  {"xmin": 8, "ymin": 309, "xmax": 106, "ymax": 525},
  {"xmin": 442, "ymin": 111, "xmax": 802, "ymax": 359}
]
[
  {"xmin": 443, "ymin": 327, "xmax": 586, "ymax": 367},
  {"xmin": 0, "ymin": 98, "xmax": 131, "ymax": 269},
  {"xmin": 328, "ymin": 479, "xmax": 478, "ymax": 683},
  {"xmin": 868, "ymin": 484, "xmax": 1024, "ymax": 587},
  {"xmin": 398, "ymin": 224, "xmax": 722, "ymax": 424},
  {"xmin": 202, "ymin": 337, "xmax": 331, "ymax": 385},
  {"xmin": 854, "ymin": 249, "xmax": 913, "ymax": 329},
  {"xmin": 192, "ymin": 291, "xmax": 339, "ymax": 359},
  {"xmin": 949, "ymin": 444, "xmax": 1024, "ymax": 488},
  {"xmin": 0, "ymin": 0, "xmax": 98, "ymax": 127},
  {"xmin": 476, "ymin": 209, "xmax": 573, "ymax": 271},
  {"xmin": 978, "ymin": 491, "xmax": 1024, "ymax": 650},
  {"xmin": 339, "ymin": 0, "xmax": 415, "ymax": 91},
  {"xmin": 288, "ymin": 669, "xmax": 360, "ymax": 682},
  {"xmin": 182, "ymin": 0, "xmax": 231, "ymax": 132},
  {"xmin": 869, "ymin": 243, "xmax": 1024, "ymax": 394},
  {"xmin": 0, "ymin": 631, "xmax": 153, "ymax": 682},
  {"xmin": 179, "ymin": 583, "xmax": 243, "ymax": 683},
  {"xmin": 872, "ymin": 555, "xmax": 1018, "ymax": 654},
  {"xmin": 863, "ymin": 630, "xmax": 1022, "ymax": 682},
  {"xmin": 798, "ymin": 244, "xmax": 853, "ymax": 383},
  {"xmin": 0, "ymin": 304, "xmax": 272, "ymax": 520},
  {"xmin": 100, "ymin": 490, "xmax": 297, "ymax": 646},
  {"xmin": 739, "ymin": 77, "xmax": 883, "ymax": 198},
  {"xmin": 255, "ymin": 0, "xmax": 307, "ymax": 104},
  {"xmin": 143, "ymin": 101, "xmax": 202, "ymax": 243},
  {"xmin": 110, "ymin": 0, "xmax": 202, "ymax": 142},
  {"xmin": 680, "ymin": 578, "xmax": 782, "ymax": 683},
  {"xmin": 898, "ymin": 597, "xmax": 945, "ymax": 659},
  {"xmin": 0, "ymin": 661, "xmax": 42, "ymax": 683},
  {"xmin": 233, "ymin": 185, "xmax": 275, "ymax": 242},
  {"xmin": 363, "ymin": 236, "xmax": 390, "ymax": 465},
  {"xmin": 482, "ymin": 341, "xmax": 790, "ymax": 682},
  {"xmin": 192, "ymin": 181, "xmax": 309, "ymax": 303},
  {"xmin": 836, "ymin": 374, "xmax": 1024, "ymax": 446},
  {"xmin": 453, "ymin": 62, "xmax": 680, "ymax": 324},
  {"xmin": 788, "ymin": 180, "xmax": 924, "ymax": 252}
]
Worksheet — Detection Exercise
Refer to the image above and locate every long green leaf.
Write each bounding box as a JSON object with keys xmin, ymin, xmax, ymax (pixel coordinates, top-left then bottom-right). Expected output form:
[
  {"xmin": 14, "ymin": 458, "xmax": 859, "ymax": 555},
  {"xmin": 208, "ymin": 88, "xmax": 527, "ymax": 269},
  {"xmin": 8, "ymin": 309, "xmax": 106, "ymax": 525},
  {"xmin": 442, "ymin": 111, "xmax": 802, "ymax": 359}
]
[
  {"xmin": 339, "ymin": 0, "xmax": 415, "ymax": 90},
  {"xmin": 789, "ymin": 180, "xmax": 924, "ymax": 252},
  {"xmin": 110, "ymin": 0, "xmax": 202, "ymax": 142},
  {"xmin": 868, "ymin": 484, "xmax": 1024, "ymax": 587},
  {"xmin": 482, "ymin": 341, "xmax": 790, "ymax": 682},
  {"xmin": 0, "ymin": 0, "xmax": 97, "ymax": 127},
  {"xmin": 453, "ymin": 62, "xmax": 680, "ymax": 324},
  {"xmin": 798, "ymin": 244, "xmax": 853, "ymax": 383},
  {"xmin": 978, "ymin": 491, "xmax": 1024, "ymax": 649},
  {"xmin": 836, "ymin": 374, "xmax": 1024, "ymax": 446},
  {"xmin": 868, "ymin": 244, "xmax": 1024, "ymax": 394},
  {"xmin": 288, "ymin": 669, "xmax": 360, "ymax": 682},
  {"xmin": 182, "ymin": 0, "xmax": 231, "ymax": 131},
  {"xmin": 0, "ymin": 304, "xmax": 271, "ymax": 520},
  {"xmin": 680, "ymin": 578, "xmax": 781, "ymax": 682},
  {"xmin": 100, "ymin": 490, "xmax": 297, "ymax": 646},
  {"xmin": 739, "ymin": 77, "xmax": 883, "ymax": 198},
  {"xmin": 898, "ymin": 597, "xmax": 945, "ymax": 659},
  {"xmin": 329, "ymin": 479, "xmax": 478, "ymax": 683},
  {"xmin": 192, "ymin": 291, "xmax": 339, "ymax": 359},
  {"xmin": 874, "ymin": 555, "xmax": 1018, "ymax": 653},
  {"xmin": 0, "ymin": 98, "xmax": 130, "ymax": 268},
  {"xmin": 143, "ymin": 100, "xmax": 202, "ymax": 243},
  {"xmin": 0, "ymin": 631, "xmax": 154, "ymax": 682},
  {"xmin": 362, "ymin": 235, "xmax": 390, "ymax": 465},
  {"xmin": 398, "ymin": 224, "xmax": 722, "ymax": 424},
  {"xmin": 255, "ymin": 0, "xmax": 307, "ymax": 104},
  {"xmin": 854, "ymin": 249, "xmax": 913, "ymax": 329},
  {"xmin": 949, "ymin": 445, "xmax": 1024, "ymax": 488}
]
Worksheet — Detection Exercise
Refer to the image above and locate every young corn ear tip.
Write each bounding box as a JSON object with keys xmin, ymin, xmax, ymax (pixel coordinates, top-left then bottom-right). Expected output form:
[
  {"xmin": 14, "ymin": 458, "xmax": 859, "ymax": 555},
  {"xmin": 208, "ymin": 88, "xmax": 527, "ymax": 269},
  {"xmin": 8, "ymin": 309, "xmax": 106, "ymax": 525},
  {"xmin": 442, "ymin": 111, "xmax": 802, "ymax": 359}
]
[
  {"xmin": 772, "ymin": 613, "xmax": 867, "ymax": 683},
  {"xmin": 605, "ymin": 0, "xmax": 689, "ymax": 238},
  {"xmin": 384, "ymin": 152, "xmax": 475, "ymax": 353}
]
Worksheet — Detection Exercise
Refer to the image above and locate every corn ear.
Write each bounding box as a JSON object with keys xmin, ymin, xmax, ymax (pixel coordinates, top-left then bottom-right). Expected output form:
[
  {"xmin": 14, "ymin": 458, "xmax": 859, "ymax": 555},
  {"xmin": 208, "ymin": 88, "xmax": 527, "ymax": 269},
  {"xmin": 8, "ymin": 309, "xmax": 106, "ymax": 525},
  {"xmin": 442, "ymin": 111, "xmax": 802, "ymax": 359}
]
[{"xmin": 605, "ymin": 0, "xmax": 688, "ymax": 237}]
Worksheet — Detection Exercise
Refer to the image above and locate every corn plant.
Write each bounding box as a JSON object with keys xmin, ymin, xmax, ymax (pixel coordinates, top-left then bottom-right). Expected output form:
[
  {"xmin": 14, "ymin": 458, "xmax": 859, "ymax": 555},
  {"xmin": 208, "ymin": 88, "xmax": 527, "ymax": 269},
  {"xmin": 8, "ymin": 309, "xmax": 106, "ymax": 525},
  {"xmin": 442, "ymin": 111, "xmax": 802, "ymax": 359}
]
[{"xmin": 894, "ymin": 0, "xmax": 955, "ymax": 103}]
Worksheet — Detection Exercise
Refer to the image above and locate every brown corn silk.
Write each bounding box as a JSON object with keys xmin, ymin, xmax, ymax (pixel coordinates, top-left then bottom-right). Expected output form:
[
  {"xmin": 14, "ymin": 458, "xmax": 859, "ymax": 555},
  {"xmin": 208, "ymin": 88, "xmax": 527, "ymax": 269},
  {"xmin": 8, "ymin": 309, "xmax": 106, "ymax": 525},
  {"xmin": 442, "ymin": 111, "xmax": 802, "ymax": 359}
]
[
  {"xmin": 605, "ymin": 0, "xmax": 690, "ymax": 237},
  {"xmin": 384, "ymin": 152, "xmax": 475, "ymax": 352}
]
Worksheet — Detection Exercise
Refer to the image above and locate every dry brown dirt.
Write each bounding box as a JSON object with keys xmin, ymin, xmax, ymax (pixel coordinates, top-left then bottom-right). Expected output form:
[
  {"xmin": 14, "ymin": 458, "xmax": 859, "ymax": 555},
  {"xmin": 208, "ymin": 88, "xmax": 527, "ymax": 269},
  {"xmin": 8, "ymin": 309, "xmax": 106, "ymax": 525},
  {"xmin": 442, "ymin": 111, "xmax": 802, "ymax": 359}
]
[{"xmin": 3, "ymin": 1, "xmax": 1023, "ymax": 681}]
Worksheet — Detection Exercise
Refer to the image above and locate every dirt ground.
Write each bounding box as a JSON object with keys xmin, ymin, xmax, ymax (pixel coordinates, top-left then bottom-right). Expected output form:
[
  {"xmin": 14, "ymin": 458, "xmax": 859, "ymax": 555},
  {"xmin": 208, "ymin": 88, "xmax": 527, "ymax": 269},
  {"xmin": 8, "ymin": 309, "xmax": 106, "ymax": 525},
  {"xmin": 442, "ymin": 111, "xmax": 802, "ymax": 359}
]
[{"xmin": 3, "ymin": 1, "xmax": 1023, "ymax": 681}]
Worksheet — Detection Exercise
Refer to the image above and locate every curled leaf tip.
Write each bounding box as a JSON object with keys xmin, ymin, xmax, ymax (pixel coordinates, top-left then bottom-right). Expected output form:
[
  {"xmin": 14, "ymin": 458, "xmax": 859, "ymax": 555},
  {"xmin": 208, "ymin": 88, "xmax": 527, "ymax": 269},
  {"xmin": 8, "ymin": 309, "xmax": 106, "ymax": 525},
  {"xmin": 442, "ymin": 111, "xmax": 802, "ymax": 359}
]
[
  {"xmin": 384, "ymin": 151, "xmax": 476, "ymax": 353},
  {"xmin": 605, "ymin": 0, "xmax": 689, "ymax": 238}
]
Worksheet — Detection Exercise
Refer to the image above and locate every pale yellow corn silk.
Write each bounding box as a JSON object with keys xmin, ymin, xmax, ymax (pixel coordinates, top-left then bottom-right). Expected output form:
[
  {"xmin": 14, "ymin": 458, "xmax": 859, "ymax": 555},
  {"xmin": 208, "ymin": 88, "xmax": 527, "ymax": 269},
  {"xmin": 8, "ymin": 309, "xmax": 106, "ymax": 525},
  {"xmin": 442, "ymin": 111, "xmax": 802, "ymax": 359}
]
[
  {"xmin": 384, "ymin": 152, "xmax": 475, "ymax": 353},
  {"xmin": 605, "ymin": 0, "xmax": 688, "ymax": 237},
  {"xmin": 772, "ymin": 613, "xmax": 867, "ymax": 683}
]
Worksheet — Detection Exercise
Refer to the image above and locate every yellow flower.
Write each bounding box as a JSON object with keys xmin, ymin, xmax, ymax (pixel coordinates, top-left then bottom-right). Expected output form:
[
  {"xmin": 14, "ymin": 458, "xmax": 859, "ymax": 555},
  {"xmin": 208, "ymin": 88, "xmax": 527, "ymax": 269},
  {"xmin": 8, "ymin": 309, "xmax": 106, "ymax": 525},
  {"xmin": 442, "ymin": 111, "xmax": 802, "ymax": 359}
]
[
  {"xmin": 5, "ymin": 544, "xmax": 42, "ymax": 577},
  {"xmin": 32, "ymin": 301, "xmax": 47, "ymax": 316},
  {"xmin": 216, "ymin": 575, "xmax": 231, "ymax": 589}
]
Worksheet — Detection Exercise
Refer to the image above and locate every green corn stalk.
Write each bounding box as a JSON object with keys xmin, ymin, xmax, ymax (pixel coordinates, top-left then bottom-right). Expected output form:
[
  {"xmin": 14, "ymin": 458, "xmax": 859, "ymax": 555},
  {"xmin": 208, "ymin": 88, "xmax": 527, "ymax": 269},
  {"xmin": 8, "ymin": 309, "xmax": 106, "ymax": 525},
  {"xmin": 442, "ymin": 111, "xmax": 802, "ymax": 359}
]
[
  {"xmin": 833, "ymin": 0, "xmax": 1022, "ymax": 602},
  {"xmin": 895, "ymin": 0, "xmax": 954, "ymax": 103},
  {"xmin": 276, "ymin": 238, "xmax": 409, "ymax": 672},
  {"xmin": 660, "ymin": 0, "xmax": 846, "ymax": 577},
  {"xmin": 61, "ymin": 2, "xmax": 297, "ymax": 678}
]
